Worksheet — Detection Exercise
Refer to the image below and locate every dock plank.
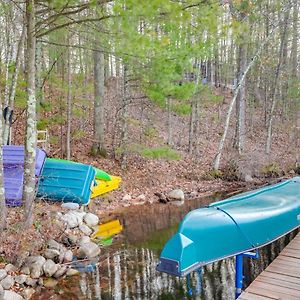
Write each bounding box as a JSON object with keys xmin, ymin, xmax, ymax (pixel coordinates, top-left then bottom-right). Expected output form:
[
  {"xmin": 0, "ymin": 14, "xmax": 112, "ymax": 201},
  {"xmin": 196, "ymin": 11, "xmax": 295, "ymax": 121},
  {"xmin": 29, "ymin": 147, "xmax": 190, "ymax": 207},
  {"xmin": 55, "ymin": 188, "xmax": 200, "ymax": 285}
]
[{"xmin": 238, "ymin": 232, "xmax": 300, "ymax": 300}]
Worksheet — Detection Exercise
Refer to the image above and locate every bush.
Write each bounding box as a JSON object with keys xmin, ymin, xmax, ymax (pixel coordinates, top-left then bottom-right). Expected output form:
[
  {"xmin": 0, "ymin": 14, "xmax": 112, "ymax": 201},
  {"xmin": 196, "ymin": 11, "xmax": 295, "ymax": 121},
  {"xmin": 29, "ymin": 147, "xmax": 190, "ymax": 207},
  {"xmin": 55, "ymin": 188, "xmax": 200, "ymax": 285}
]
[{"xmin": 260, "ymin": 163, "xmax": 281, "ymax": 178}]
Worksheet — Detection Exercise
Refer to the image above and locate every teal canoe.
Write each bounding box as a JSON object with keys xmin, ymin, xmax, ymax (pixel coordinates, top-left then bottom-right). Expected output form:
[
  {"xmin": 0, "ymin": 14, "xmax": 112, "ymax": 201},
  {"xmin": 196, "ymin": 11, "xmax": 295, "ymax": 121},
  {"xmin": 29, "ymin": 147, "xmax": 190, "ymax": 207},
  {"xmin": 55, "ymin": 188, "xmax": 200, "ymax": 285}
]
[
  {"xmin": 47, "ymin": 158, "xmax": 111, "ymax": 181},
  {"xmin": 157, "ymin": 177, "xmax": 300, "ymax": 277},
  {"xmin": 37, "ymin": 159, "xmax": 96, "ymax": 205}
]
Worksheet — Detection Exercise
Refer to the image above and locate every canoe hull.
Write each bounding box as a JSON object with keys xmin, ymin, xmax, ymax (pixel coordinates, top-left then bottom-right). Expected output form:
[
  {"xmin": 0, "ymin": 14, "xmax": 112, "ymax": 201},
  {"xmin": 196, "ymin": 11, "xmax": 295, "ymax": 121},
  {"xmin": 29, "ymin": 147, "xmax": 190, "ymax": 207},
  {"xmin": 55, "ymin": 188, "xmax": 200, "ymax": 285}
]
[{"xmin": 157, "ymin": 177, "xmax": 300, "ymax": 276}]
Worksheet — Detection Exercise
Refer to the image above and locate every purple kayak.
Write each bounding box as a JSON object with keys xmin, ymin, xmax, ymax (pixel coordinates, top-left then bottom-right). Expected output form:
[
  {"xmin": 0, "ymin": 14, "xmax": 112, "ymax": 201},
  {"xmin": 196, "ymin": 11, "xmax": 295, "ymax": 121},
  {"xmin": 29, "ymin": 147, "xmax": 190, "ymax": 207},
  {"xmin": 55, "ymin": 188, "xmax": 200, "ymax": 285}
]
[{"xmin": 2, "ymin": 146, "xmax": 46, "ymax": 207}]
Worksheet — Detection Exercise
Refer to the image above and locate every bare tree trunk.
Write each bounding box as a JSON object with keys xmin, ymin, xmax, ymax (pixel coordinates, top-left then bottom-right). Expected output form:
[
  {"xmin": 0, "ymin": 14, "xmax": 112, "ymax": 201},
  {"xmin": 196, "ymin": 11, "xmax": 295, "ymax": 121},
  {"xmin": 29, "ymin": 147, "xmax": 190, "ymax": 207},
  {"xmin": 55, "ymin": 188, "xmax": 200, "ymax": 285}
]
[
  {"xmin": 166, "ymin": 98, "xmax": 172, "ymax": 146},
  {"xmin": 3, "ymin": 25, "xmax": 26, "ymax": 145},
  {"xmin": 23, "ymin": 0, "xmax": 37, "ymax": 228},
  {"xmin": 92, "ymin": 49, "xmax": 106, "ymax": 156},
  {"xmin": 213, "ymin": 28, "xmax": 276, "ymax": 170},
  {"xmin": 235, "ymin": 41, "xmax": 248, "ymax": 154},
  {"xmin": 66, "ymin": 35, "xmax": 72, "ymax": 160},
  {"xmin": 266, "ymin": 11, "xmax": 289, "ymax": 155},
  {"xmin": 120, "ymin": 65, "xmax": 129, "ymax": 168},
  {"xmin": 0, "ymin": 101, "xmax": 7, "ymax": 231}
]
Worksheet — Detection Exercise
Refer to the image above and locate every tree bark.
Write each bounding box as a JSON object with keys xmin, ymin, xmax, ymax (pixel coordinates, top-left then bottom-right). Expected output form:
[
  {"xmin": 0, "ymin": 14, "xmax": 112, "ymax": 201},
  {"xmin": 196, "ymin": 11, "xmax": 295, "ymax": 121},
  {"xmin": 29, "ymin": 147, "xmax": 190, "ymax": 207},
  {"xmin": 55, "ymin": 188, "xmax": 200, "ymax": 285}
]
[
  {"xmin": 0, "ymin": 100, "xmax": 7, "ymax": 231},
  {"xmin": 92, "ymin": 49, "xmax": 106, "ymax": 156},
  {"xmin": 23, "ymin": 0, "xmax": 37, "ymax": 228},
  {"xmin": 265, "ymin": 11, "xmax": 289, "ymax": 155},
  {"xmin": 66, "ymin": 34, "xmax": 72, "ymax": 160},
  {"xmin": 3, "ymin": 25, "xmax": 26, "ymax": 145}
]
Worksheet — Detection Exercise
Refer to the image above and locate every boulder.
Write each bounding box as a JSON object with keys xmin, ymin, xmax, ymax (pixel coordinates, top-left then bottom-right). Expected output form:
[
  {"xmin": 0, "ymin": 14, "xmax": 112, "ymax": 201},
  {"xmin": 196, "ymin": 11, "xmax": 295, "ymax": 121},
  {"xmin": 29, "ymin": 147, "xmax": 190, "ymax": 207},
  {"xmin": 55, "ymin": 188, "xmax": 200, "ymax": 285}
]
[
  {"xmin": 53, "ymin": 266, "xmax": 67, "ymax": 279},
  {"xmin": 0, "ymin": 284, "xmax": 3, "ymax": 297},
  {"xmin": 25, "ymin": 255, "xmax": 46, "ymax": 279},
  {"xmin": 20, "ymin": 267, "xmax": 30, "ymax": 276},
  {"xmin": 24, "ymin": 277, "xmax": 37, "ymax": 287},
  {"xmin": 43, "ymin": 260, "xmax": 59, "ymax": 277},
  {"xmin": 63, "ymin": 250, "xmax": 73, "ymax": 263},
  {"xmin": 77, "ymin": 242, "xmax": 100, "ymax": 259},
  {"xmin": 0, "ymin": 275, "xmax": 14, "ymax": 289},
  {"xmin": 4, "ymin": 264, "xmax": 17, "ymax": 274},
  {"xmin": 0, "ymin": 269, "xmax": 7, "ymax": 280},
  {"xmin": 15, "ymin": 274, "xmax": 27, "ymax": 285},
  {"xmin": 83, "ymin": 213, "xmax": 99, "ymax": 228},
  {"xmin": 47, "ymin": 239, "xmax": 61, "ymax": 251},
  {"xmin": 79, "ymin": 224, "xmax": 93, "ymax": 236},
  {"xmin": 78, "ymin": 236, "xmax": 90, "ymax": 247},
  {"xmin": 2, "ymin": 291, "xmax": 24, "ymax": 300},
  {"xmin": 60, "ymin": 212, "xmax": 79, "ymax": 228},
  {"xmin": 61, "ymin": 202, "xmax": 79, "ymax": 210},
  {"xmin": 167, "ymin": 189, "xmax": 184, "ymax": 201},
  {"xmin": 44, "ymin": 249, "xmax": 60, "ymax": 260}
]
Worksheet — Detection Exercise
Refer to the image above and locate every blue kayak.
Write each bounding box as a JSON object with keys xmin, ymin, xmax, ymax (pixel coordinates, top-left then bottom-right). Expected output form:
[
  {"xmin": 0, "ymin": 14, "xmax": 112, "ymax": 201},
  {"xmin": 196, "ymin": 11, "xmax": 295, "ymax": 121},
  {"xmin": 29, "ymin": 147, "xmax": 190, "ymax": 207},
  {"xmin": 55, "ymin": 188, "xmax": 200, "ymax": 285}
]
[{"xmin": 157, "ymin": 177, "xmax": 300, "ymax": 277}]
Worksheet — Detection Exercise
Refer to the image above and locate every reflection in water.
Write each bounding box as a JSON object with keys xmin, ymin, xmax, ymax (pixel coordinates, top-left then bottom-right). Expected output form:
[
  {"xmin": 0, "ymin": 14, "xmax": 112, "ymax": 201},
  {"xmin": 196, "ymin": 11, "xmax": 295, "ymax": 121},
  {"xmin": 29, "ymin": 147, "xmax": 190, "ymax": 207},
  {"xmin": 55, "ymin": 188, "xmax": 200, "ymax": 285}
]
[{"xmin": 33, "ymin": 194, "xmax": 299, "ymax": 300}]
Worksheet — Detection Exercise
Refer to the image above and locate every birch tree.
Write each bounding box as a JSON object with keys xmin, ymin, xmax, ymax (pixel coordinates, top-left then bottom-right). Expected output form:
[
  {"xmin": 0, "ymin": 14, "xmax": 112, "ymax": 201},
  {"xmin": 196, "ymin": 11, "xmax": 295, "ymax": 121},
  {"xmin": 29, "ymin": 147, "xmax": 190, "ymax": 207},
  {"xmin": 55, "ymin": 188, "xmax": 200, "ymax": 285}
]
[{"xmin": 23, "ymin": 0, "xmax": 37, "ymax": 227}]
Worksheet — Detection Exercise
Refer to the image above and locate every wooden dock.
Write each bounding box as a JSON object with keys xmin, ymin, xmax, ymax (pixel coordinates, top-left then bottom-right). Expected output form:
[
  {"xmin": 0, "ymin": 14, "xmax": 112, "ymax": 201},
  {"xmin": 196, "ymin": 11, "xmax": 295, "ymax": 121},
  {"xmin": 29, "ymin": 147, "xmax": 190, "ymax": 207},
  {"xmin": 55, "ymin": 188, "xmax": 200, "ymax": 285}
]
[{"xmin": 238, "ymin": 233, "xmax": 300, "ymax": 300}]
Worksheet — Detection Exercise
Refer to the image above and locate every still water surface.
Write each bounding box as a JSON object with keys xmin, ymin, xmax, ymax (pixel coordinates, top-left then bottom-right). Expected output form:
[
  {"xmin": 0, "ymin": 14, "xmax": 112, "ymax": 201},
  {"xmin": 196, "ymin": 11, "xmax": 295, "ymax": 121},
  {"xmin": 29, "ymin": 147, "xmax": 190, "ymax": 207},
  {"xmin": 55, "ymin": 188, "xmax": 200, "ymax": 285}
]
[{"xmin": 34, "ymin": 193, "xmax": 297, "ymax": 300}]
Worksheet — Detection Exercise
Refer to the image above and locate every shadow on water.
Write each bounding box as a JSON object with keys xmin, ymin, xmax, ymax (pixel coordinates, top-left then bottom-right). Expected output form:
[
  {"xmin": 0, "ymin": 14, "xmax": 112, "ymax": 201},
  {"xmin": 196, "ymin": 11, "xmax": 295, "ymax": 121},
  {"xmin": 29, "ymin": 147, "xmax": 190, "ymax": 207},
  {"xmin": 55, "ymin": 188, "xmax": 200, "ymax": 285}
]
[{"xmin": 33, "ymin": 192, "xmax": 299, "ymax": 300}]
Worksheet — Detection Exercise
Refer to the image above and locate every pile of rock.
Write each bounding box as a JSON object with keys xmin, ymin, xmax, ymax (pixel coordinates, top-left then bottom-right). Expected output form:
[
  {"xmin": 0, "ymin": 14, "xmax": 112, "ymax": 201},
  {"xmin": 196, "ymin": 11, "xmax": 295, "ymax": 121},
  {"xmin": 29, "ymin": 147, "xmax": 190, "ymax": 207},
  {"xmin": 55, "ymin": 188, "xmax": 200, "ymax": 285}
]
[{"xmin": 0, "ymin": 211, "xmax": 102, "ymax": 300}]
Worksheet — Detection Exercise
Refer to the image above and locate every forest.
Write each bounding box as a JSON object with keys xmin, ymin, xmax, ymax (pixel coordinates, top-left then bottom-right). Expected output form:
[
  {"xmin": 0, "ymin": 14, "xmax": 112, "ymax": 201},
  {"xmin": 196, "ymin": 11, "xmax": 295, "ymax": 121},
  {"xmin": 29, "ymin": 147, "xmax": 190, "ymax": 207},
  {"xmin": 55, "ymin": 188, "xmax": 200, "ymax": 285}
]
[{"xmin": 0, "ymin": 0, "xmax": 299, "ymax": 299}]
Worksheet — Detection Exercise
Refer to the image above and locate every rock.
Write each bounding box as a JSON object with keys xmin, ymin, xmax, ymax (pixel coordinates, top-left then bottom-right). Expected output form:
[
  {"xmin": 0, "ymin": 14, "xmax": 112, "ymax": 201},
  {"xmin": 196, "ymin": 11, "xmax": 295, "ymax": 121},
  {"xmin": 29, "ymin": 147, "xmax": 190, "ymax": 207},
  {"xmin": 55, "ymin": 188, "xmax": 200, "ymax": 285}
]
[
  {"xmin": 78, "ymin": 236, "xmax": 90, "ymax": 246},
  {"xmin": 61, "ymin": 202, "xmax": 79, "ymax": 210},
  {"xmin": 122, "ymin": 194, "xmax": 132, "ymax": 202},
  {"xmin": 25, "ymin": 255, "xmax": 46, "ymax": 279},
  {"xmin": 53, "ymin": 266, "xmax": 67, "ymax": 278},
  {"xmin": 63, "ymin": 250, "xmax": 73, "ymax": 263},
  {"xmin": 43, "ymin": 278, "xmax": 58, "ymax": 288},
  {"xmin": 0, "ymin": 275, "xmax": 14, "ymax": 289},
  {"xmin": 15, "ymin": 274, "xmax": 27, "ymax": 285},
  {"xmin": 167, "ymin": 189, "xmax": 184, "ymax": 201},
  {"xmin": 20, "ymin": 267, "xmax": 30, "ymax": 275},
  {"xmin": 44, "ymin": 249, "xmax": 60, "ymax": 260},
  {"xmin": 60, "ymin": 211, "xmax": 86, "ymax": 228},
  {"xmin": 66, "ymin": 268, "xmax": 79, "ymax": 277},
  {"xmin": 79, "ymin": 224, "xmax": 93, "ymax": 236},
  {"xmin": 43, "ymin": 260, "xmax": 59, "ymax": 277},
  {"xmin": 244, "ymin": 174, "xmax": 254, "ymax": 182},
  {"xmin": 77, "ymin": 242, "xmax": 100, "ymax": 259},
  {"xmin": 22, "ymin": 288, "xmax": 35, "ymax": 300},
  {"xmin": 62, "ymin": 233, "xmax": 78, "ymax": 246},
  {"xmin": 2, "ymin": 290, "xmax": 24, "ymax": 300},
  {"xmin": 25, "ymin": 277, "xmax": 37, "ymax": 287},
  {"xmin": 0, "ymin": 269, "xmax": 7, "ymax": 280},
  {"xmin": 83, "ymin": 213, "xmax": 99, "ymax": 228},
  {"xmin": 137, "ymin": 194, "xmax": 146, "ymax": 201},
  {"xmin": 47, "ymin": 239, "xmax": 61, "ymax": 251},
  {"xmin": 170, "ymin": 200, "xmax": 185, "ymax": 206},
  {"xmin": 0, "ymin": 284, "xmax": 3, "ymax": 297},
  {"xmin": 5, "ymin": 264, "xmax": 17, "ymax": 274}
]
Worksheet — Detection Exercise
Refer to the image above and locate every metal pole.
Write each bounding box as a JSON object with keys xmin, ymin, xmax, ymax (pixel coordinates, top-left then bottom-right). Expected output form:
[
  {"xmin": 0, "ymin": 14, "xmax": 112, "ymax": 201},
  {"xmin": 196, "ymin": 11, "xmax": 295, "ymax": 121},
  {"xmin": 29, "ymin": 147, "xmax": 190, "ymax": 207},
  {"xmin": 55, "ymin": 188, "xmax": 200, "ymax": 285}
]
[{"xmin": 235, "ymin": 254, "xmax": 243, "ymax": 299}]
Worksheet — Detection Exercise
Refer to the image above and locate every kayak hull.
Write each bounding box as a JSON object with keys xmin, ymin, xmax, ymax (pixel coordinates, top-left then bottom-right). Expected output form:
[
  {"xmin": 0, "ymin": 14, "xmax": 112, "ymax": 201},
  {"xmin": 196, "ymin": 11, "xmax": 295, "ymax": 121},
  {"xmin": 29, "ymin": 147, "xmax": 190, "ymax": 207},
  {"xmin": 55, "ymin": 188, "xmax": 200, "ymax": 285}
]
[
  {"xmin": 157, "ymin": 177, "xmax": 300, "ymax": 276},
  {"xmin": 37, "ymin": 160, "xmax": 95, "ymax": 205}
]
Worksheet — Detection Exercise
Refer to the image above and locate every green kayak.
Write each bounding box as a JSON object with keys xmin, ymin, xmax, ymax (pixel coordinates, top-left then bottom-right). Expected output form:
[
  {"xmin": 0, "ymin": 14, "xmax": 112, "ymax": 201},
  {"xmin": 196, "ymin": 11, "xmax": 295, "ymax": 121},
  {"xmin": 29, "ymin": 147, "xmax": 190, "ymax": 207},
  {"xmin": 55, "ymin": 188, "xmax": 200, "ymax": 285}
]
[{"xmin": 47, "ymin": 158, "xmax": 112, "ymax": 181}]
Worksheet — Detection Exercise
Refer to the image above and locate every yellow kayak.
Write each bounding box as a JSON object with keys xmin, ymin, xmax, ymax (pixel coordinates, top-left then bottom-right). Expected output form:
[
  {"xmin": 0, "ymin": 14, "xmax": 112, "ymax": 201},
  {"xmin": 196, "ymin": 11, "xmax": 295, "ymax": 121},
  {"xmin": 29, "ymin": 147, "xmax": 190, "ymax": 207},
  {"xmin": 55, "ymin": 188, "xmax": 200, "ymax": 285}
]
[{"xmin": 91, "ymin": 176, "xmax": 121, "ymax": 198}]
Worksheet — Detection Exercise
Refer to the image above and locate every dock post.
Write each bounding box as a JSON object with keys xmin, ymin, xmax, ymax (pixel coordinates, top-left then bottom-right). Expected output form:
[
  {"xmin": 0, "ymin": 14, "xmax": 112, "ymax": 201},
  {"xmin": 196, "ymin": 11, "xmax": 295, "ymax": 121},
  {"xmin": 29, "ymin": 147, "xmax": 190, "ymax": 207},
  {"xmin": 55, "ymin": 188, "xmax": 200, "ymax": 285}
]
[
  {"xmin": 235, "ymin": 254, "xmax": 243, "ymax": 299},
  {"xmin": 235, "ymin": 251, "xmax": 259, "ymax": 299}
]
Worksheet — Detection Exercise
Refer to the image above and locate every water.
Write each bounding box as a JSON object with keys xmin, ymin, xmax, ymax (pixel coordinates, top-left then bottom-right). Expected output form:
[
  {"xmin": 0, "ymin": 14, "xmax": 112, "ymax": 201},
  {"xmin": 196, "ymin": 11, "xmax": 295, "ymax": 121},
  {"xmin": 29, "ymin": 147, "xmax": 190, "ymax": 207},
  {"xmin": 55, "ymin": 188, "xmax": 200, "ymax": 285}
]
[{"xmin": 33, "ymin": 194, "xmax": 298, "ymax": 300}]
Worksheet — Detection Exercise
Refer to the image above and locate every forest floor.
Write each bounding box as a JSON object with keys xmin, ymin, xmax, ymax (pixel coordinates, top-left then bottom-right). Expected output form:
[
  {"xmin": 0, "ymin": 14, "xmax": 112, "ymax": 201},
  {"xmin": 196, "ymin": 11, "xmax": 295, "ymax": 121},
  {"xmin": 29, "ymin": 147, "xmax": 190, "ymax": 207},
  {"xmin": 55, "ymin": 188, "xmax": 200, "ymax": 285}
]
[{"xmin": 1, "ymin": 78, "xmax": 299, "ymax": 264}]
